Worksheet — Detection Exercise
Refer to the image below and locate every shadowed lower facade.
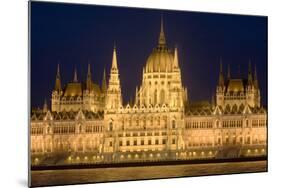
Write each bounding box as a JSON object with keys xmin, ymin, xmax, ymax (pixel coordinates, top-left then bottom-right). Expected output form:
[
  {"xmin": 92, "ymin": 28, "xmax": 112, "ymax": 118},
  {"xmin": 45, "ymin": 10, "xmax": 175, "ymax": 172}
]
[{"xmin": 30, "ymin": 19, "xmax": 267, "ymax": 166}]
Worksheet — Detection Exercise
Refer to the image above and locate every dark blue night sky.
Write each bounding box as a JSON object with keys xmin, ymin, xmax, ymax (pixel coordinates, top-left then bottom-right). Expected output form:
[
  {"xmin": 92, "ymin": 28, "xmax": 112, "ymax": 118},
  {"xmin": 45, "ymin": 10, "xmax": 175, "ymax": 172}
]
[{"xmin": 31, "ymin": 1, "xmax": 267, "ymax": 108}]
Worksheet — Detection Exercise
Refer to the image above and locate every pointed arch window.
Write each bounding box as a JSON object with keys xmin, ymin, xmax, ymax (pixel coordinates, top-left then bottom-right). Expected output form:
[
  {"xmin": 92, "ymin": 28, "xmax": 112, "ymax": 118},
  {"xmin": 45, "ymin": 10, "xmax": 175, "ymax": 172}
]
[
  {"xmin": 172, "ymin": 120, "xmax": 176, "ymax": 129},
  {"xmin": 160, "ymin": 90, "xmax": 165, "ymax": 104},
  {"xmin": 109, "ymin": 122, "xmax": 113, "ymax": 131},
  {"xmin": 154, "ymin": 89, "xmax": 158, "ymax": 104}
]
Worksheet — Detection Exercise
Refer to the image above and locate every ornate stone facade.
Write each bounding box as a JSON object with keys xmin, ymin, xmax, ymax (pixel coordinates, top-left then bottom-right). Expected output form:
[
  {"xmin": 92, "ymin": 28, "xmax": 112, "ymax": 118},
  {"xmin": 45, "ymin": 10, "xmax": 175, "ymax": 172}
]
[{"xmin": 30, "ymin": 19, "xmax": 267, "ymax": 165}]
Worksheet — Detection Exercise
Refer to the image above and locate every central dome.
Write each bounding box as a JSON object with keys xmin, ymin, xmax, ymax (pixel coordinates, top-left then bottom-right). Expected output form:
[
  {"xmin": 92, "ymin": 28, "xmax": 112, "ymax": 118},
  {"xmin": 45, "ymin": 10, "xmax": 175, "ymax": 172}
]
[
  {"xmin": 146, "ymin": 47, "xmax": 173, "ymax": 72},
  {"xmin": 145, "ymin": 17, "xmax": 174, "ymax": 73}
]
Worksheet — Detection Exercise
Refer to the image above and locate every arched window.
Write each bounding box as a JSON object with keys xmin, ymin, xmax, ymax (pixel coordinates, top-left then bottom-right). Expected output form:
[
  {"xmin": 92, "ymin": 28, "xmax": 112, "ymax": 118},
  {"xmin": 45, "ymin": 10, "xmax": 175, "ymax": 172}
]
[
  {"xmin": 172, "ymin": 120, "xmax": 176, "ymax": 129},
  {"xmin": 160, "ymin": 90, "xmax": 165, "ymax": 104},
  {"xmin": 109, "ymin": 122, "xmax": 113, "ymax": 131},
  {"xmin": 143, "ymin": 118, "xmax": 146, "ymax": 129},
  {"xmin": 154, "ymin": 89, "xmax": 157, "ymax": 104}
]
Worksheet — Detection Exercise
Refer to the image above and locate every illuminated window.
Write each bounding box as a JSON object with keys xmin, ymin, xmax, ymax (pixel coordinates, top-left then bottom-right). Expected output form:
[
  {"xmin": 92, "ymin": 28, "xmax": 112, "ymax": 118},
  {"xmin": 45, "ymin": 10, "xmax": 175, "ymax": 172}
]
[
  {"xmin": 155, "ymin": 139, "xmax": 159, "ymax": 145},
  {"xmin": 154, "ymin": 89, "xmax": 157, "ymax": 104},
  {"xmin": 109, "ymin": 122, "xmax": 113, "ymax": 131},
  {"xmin": 160, "ymin": 90, "xmax": 165, "ymax": 104},
  {"xmin": 172, "ymin": 120, "xmax": 176, "ymax": 129}
]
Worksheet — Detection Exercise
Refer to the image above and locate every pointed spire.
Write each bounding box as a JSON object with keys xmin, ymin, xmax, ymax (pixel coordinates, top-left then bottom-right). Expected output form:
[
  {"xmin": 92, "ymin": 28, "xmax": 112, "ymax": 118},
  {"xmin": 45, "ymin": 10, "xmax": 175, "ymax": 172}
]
[
  {"xmin": 102, "ymin": 68, "xmax": 107, "ymax": 92},
  {"xmin": 158, "ymin": 14, "xmax": 166, "ymax": 47},
  {"xmin": 248, "ymin": 59, "xmax": 253, "ymax": 84},
  {"xmin": 56, "ymin": 63, "xmax": 60, "ymax": 78},
  {"xmin": 227, "ymin": 64, "xmax": 231, "ymax": 79},
  {"xmin": 135, "ymin": 86, "xmax": 138, "ymax": 105},
  {"xmin": 43, "ymin": 98, "xmax": 48, "ymax": 113},
  {"xmin": 218, "ymin": 58, "xmax": 224, "ymax": 86},
  {"xmin": 254, "ymin": 64, "xmax": 259, "ymax": 88},
  {"xmin": 73, "ymin": 67, "xmax": 78, "ymax": 82},
  {"xmin": 111, "ymin": 44, "xmax": 118, "ymax": 70},
  {"xmin": 54, "ymin": 63, "xmax": 62, "ymax": 91},
  {"xmin": 87, "ymin": 63, "xmax": 91, "ymax": 77},
  {"xmin": 173, "ymin": 47, "xmax": 179, "ymax": 69},
  {"xmin": 86, "ymin": 63, "xmax": 92, "ymax": 91}
]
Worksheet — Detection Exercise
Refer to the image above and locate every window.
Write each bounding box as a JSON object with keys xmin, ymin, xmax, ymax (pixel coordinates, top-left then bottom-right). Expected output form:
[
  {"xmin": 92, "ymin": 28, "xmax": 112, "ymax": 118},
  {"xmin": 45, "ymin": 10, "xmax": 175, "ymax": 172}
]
[
  {"xmin": 155, "ymin": 139, "xmax": 159, "ymax": 145},
  {"xmin": 172, "ymin": 139, "xmax": 176, "ymax": 144},
  {"xmin": 119, "ymin": 141, "xmax": 122, "ymax": 146},
  {"xmin": 247, "ymin": 137, "xmax": 251, "ymax": 144},
  {"xmin": 154, "ymin": 89, "xmax": 157, "ymax": 104},
  {"xmin": 172, "ymin": 120, "xmax": 176, "ymax": 129},
  {"xmin": 162, "ymin": 139, "xmax": 166, "ymax": 145},
  {"xmin": 141, "ymin": 140, "xmax": 144, "ymax": 145},
  {"xmin": 126, "ymin": 140, "xmax": 130, "ymax": 146},
  {"xmin": 134, "ymin": 140, "xmax": 137, "ymax": 146},
  {"xmin": 148, "ymin": 140, "xmax": 152, "ymax": 145},
  {"xmin": 109, "ymin": 141, "xmax": 113, "ymax": 147},
  {"xmin": 160, "ymin": 90, "xmax": 165, "ymax": 104},
  {"xmin": 109, "ymin": 122, "xmax": 113, "ymax": 131}
]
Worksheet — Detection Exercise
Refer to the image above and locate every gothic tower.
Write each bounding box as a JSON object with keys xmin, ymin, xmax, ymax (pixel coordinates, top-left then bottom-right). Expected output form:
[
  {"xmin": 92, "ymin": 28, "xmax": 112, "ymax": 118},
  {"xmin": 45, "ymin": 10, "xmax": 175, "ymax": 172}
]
[
  {"xmin": 105, "ymin": 45, "xmax": 123, "ymax": 111},
  {"xmin": 51, "ymin": 64, "xmax": 62, "ymax": 112}
]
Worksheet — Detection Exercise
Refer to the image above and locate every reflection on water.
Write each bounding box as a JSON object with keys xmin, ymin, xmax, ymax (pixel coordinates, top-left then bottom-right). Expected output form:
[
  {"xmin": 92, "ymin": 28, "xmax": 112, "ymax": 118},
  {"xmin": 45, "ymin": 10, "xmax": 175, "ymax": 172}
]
[{"xmin": 31, "ymin": 160, "xmax": 267, "ymax": 187}]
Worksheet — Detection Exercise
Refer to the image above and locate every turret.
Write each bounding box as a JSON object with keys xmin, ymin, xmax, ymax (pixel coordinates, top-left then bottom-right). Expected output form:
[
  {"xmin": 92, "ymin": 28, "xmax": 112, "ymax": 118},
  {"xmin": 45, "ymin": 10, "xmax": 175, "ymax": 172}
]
[
  {"xmin": 216, "ymin": 59, "xmax": 225, "ymax": 107},
  {"xmin": 254, "ymin": 65, "xmax": 259, "ymax": 89},
  {"xmin": 173, "ymin": 47, "xmax": 179, "ymax": 70},
  {"xmin": 86, "ymin": 63, "xmax": 92, "ymax": 91},
  {"xmin": 54, "ymin": 64, "xmax": 61, "ymax": 92},
  {"xmin": 218, "ymin": 60, "xmax": 224, "ymax": 87},
  {"xmin": 102, "ymin": 68, "xmax": 107, "ymax": 93},
  {"xmin": 52, "ymin": 64, "xmax": 62, "ymax": 112},
  {"xmin": 106, "ymin": 45, "xmax": 122, "ymax": 110},
  {"xmin": 43, "ymin": 99, "xmax": 48, "ymax": 113},
  {"xmin": 248, "ymin": 60, "xmax": 253, "ymax": 85}
]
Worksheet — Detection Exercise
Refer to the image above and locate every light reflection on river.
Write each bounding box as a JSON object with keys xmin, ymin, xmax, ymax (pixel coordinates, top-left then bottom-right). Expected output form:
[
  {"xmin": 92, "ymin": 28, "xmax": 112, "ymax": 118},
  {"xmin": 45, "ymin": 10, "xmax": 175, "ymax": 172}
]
[{"xmin": 31, "ymin": 160, "xmax": 267, "ymax": 187}]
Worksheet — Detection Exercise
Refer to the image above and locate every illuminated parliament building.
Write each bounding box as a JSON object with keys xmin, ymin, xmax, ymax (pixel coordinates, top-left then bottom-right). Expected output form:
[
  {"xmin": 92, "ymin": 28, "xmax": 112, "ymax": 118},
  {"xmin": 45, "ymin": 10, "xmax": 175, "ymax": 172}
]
[{"xmin": 30, "ymin": 19, "xmax": 267, "ymax": 165}]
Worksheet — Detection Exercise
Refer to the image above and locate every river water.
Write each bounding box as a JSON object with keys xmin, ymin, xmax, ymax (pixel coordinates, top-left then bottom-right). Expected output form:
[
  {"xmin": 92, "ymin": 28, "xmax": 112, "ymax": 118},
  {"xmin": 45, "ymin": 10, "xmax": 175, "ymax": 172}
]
[{"xmin": 31, "ymin": 160, "xmax": 267, "ymax": 187}]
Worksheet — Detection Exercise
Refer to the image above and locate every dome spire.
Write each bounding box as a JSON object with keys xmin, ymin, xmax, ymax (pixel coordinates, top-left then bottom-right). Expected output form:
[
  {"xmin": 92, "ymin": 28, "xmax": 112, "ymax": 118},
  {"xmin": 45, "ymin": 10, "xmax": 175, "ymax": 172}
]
[
  {"xmin": 73, "ymin": 67, "xmax": 78, "ymax": 82},
  {"xmin": 158, "ymin": 14, "xmax": 166, "ymax": 47}
]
